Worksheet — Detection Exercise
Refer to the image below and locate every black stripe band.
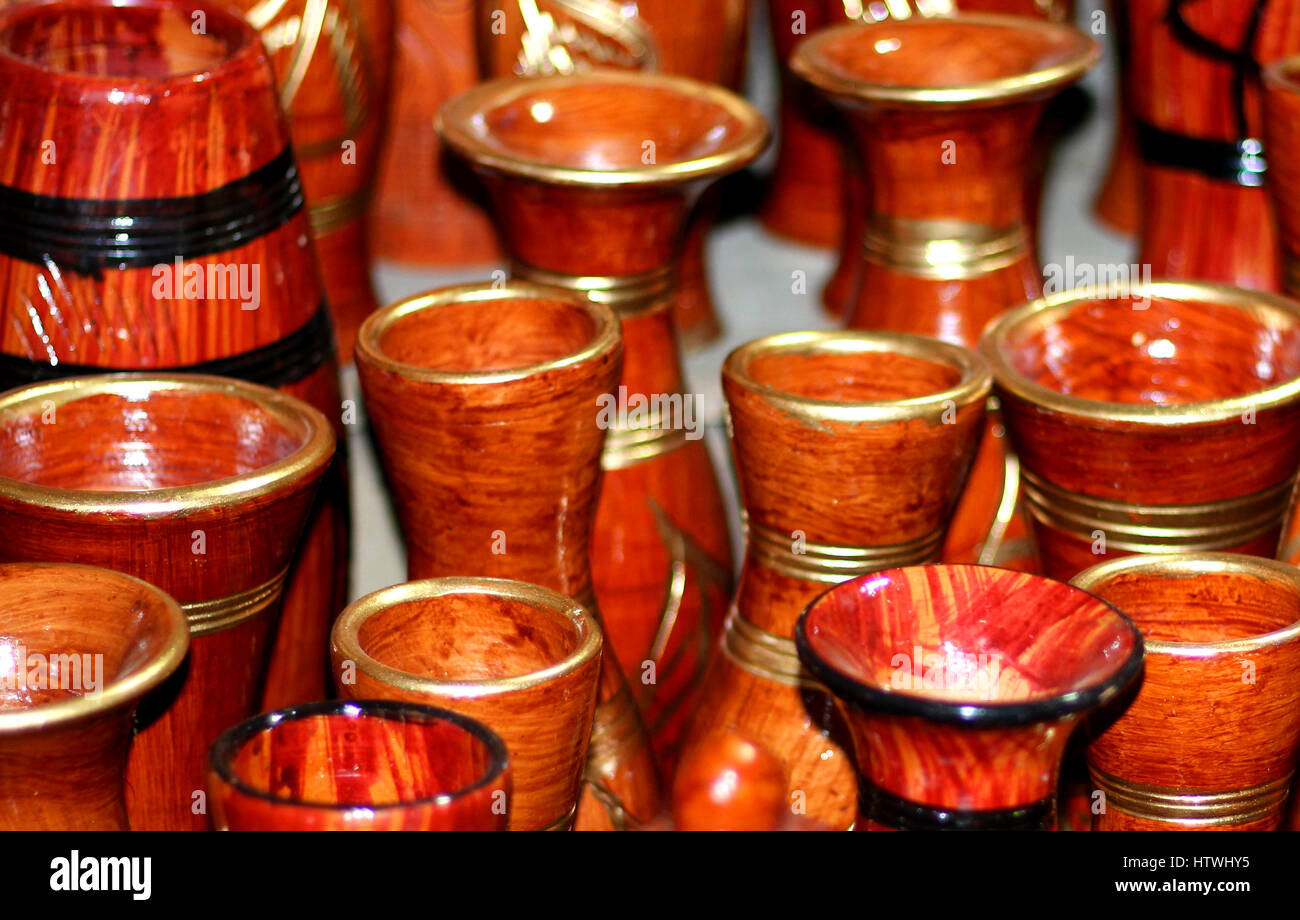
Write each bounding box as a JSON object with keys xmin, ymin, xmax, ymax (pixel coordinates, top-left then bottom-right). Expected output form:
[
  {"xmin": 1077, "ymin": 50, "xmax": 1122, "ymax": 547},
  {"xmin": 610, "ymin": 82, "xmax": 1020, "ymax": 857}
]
[
  {"xmin": 860, "ymin": 779, "xmax": 1054, "ymax": 831},
  {"xmin": 0, "ymin": 146, "xmax": 304, "ymax": 275},
  {"xmin": 0, "ymin": 306, "xmax": 334, "ymax": 392},
  {"xmin": 1136, "ymin": 121, "xmax": 1266, "ymax": 187}
]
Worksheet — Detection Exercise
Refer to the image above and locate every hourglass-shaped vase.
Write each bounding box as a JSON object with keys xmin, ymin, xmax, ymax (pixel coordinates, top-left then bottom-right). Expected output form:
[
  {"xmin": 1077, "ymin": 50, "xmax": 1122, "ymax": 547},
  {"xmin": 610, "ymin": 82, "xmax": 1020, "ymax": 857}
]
[
  {"xmin": 437, "ymin": 72, "xmax": 768, "ymax": 766},
  {"xmin": 679, "ymin": 331, "xmax": 989, "ymax": 829}
]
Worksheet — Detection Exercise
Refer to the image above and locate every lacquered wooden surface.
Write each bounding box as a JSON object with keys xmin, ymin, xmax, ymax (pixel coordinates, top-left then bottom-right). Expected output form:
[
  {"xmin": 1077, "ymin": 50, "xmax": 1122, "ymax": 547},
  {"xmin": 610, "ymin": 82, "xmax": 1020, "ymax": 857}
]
[
  {"xmin": 1127, "ymin": 0, "xmax": 1300, "ymax": 289},
  {"xmin": 1074, "ymin": 556, "xmax": 1300, "ymax": 831},
  {"xmin": 1093, "ymin": 0, "xmax": 1140, "ymax": 235},
  {"xmin": 0, "ymin": 377, "xmax": 334, "ymax": 830},
  {"xmin": 208, "ymin": 701, "xmax": 510, "ymax": 830},
  {"xmin": 798, "ymin": 564, "xmax": 1142, "ymax": 825},
  {"xmin": 680, "ymin": 335, "xmax": 988, "ymax": 830},
  {"xmin": 0, "ymin": 564, "xmax": 187, "ymax": 831},
  {"xmin": 986, "ymin": 290, "xmax": 1300, "ymax": 580},
  {"xmin": 437, "ymin": 74, "xmax": 763, "ymax": 767},
  {"xmin": 371, "ymin": 0, "xmax": 500, "ymax": 267},
  {"xmin": 1266, "ymin": 58, "xmax": 1300, "ymax": 293},
  {"xmin": 332, "ymin": 587, "xmax": 601, "ymax": 830}
]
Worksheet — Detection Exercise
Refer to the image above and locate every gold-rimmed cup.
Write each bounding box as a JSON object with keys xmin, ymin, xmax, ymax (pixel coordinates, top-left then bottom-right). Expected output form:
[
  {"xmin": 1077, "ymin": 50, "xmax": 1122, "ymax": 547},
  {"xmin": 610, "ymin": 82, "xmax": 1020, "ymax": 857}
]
[
  {"xmin": 0, "ymin": 563, "xmax": 188, "ymax": 830},
  {"xmin": 679, "ymin": 330, "xmax": 990, "ymax": 830},
  {"xmin": 1072, "ymin": 552, "xmax": 1300, "ymax": 830},
  {"xmin": 981, "ymin": 280, "xmax": 1300, "ymax": 579},
  {"xmin": 331, "ymin": 576, "xmax": 603, "ymax": 831},
  {"xmin": 0, "ymin": 373, "xmax": 336, "ymax": 830}
]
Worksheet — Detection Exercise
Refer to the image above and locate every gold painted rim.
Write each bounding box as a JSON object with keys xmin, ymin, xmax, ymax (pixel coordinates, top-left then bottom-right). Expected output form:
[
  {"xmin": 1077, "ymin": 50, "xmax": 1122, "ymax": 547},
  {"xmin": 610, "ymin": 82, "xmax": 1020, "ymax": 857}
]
[
  {"xmin": 356, "ymin": 282, "xmax": 620, "ymax": 385},
  {"xmin": 981, "ymin": 281, "xmax": 1300, "ymax": 425},
  {"xmin": 331, "ymin": 576, "xmax": 603, "ymax": 699},
  {"xmin": 1070, "ymin": 553, "xmax": 1300, "ymax": 657},
  {"xmin": 1090, "ymin": 767, "xmax": 1293, "ymax": 825},
  {"xmin": 0, "ymin": 374, "xmax": 335, "ymax": 517},
  {"xmin": 724, "ymin": 330, "xmax": 990, "ymax": 425},
  {"xmin": 790, "ymin": 14, "xmax": 1099, "ymax": 108},
  {"xmin": 0, "ymin": 563, "xmax": 189, "ymax": 733},
  {"xmin": 436, "ymin": 70, "xmax": 770, "ymax": 187}
]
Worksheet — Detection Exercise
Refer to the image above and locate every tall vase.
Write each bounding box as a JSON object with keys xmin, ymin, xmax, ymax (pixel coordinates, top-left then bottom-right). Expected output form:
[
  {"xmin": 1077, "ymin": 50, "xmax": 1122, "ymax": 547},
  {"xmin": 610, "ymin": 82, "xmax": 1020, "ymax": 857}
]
[
  {"xmin": 0, "ymin": 0, "xmax": 350, "ymax": 714},
  {"xmin": 225, "ymin": 0, "xmax": 394, "ymax": 361},
  {"xmin": 0, "ymin": 564, "xmax": 188, "ymax": 831},
  {"xmin": 679, "ymin": 331, "xmax": 989, "ymax": 829},
  {"xmin": 1093, "ymin": 0, "xmax": 1141, "ymax": 236},
  {"xmin": 0, "ymin": 374, "xmax": 335, "ymax": 830},
  {"xmin": 473, "ymin": 0, "xmax": 752, "ymax": 347},
  {"xmin": 353, "ymin": 282, "xmax": 661, "ymax": 829},
  {"xmin": 983, "ymin": 281, "xmax": 1300, "ymax": 580},
  {"xmin": 1127, "ymin": 0, "xmax": 1300, "ymax": 290},
  {"xmin": 370, "ymin": 0, "xmax": 502, "ymax": 267},
  {"xmin": 797, "ymin": 564, "xmax": 1143, "ymax": 830},
  {"xmin": 208, "ymin": 700, "xmax": 511, "ymax": 830},
  {"xmin": 1072, "ymin": 553, "xmax": 1300, "ymax": 830},
  {"xmin": 438, "ymin": 72, "xmax": 767, "ymax": 767},
  {"xmin": 332, "ymin": 577, "xmax": 603, "ymax": 830}
]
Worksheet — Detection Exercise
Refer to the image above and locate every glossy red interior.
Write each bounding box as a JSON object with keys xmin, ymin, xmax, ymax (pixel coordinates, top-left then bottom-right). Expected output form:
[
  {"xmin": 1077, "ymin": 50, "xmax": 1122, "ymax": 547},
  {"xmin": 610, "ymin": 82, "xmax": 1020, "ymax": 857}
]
[
  {"xmin": 1004, "ymin": 296, "xmax": 1300, "ymax": 404},
  {"xmin": 0, "ymin": 2, "xmax": 249, "ymax": 79},
  {"xmin": 812, "ymin": 19, "xmax": 1089, "ymax": 88},
  {"xmin": 0, "ymin": 389, "xmax": 305, "ymax": 490},
  {"xmin": 745, "ymin": 349, "xmax": 961, "ymax": 402},
  {"xmin": 802, "ymin": 565, "xmax": 1138, "ymax": 703},
  {"xmin": 222, "ymin": 710, "xmax": 499, "ymax": 806},
  {"xmin": 357, "ymin": 593, "xmax": 583, "ymax": 682},
  {"xmin": 470, "ymin": 79, "xmax": 751, "ymax": 170},
  {"xmin": 0, "ymin": 564, "xmax": 177, "ymax": 710},
  {"xmin": 379, "ymin": 297, "xmax": 597, "ymax": 372}
]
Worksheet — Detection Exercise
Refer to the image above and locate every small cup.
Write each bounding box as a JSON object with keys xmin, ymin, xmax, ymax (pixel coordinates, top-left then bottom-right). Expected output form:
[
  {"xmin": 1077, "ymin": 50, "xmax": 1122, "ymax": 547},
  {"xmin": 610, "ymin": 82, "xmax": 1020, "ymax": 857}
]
[{"xmin": 208, "ymin": 700, "xmax": 510, "ymax": 830}]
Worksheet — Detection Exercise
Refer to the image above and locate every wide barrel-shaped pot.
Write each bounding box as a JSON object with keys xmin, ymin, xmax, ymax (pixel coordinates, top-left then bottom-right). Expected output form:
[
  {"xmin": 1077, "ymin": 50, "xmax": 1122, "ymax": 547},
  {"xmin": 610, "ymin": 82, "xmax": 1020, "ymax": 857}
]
[
  {"xmin": 1072, "ymin": 553, "xmax": 1300, "ymax": 830},
  {"xmin": 332, "ymin": 577, "xmax": 602, "ymax": 831},
  {"xmin": 223, "ymin": 0, "xmax": 394, "ymax": 360},
  {"xmin": 473, "ymin": 0, "xmax": 752, "ymax": 347},
  {"xmin": 0, "ymin": 374, "xmax": 335, "ymax": 830},
  {"xmin": 208, "ymin": 700, "xmax": 511, "ymax": 830},
  {"xmin": 437, "ymin": 72, "xmax": 768, "ymax": 766},
  {"xmin": 679, "ymin": 331, "xmax": 989, "ymax": 829},
  {"xmin": 0, "ymin": 0, "xmax": 350, "ymax": 714},
  {"xmin": 1127, "ymin": 0, "xmax": 1300, "ymax": 290},
  {"xmin": 982, "ymin": 281, "xmax": 1300, "ymax": 580},
  {"xmin": 354, "ymin": 282, "xmax": 661, "ymax": 829},
  {"xmin": 797, "ymin": 564, "xmax": 1144, "ymax": 830},
  {"xmin": 0, "ymin": 564, "xmax": 188, "ymax": 831}
]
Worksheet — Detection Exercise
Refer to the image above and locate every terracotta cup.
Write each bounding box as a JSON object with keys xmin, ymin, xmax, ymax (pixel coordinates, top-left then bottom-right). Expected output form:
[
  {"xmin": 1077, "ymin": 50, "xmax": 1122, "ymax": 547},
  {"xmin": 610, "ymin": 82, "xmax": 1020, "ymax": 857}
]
[
  {"xmin": 438, "ymin": 72, "xmax": 768, "ymax": 764},
  {"xmin": 332, "ymin": 577, "xmax": 602, "ymax": 831},
  {"xmin": 0, "ymin": 373, "xmax": 335, "ymax": 830},
  {"xmin": 1071, "ymin": 553, "xmax": 1300, "ymax": 831},
  {"xmin": 680, "ymin": 331, "xmax": 990, "ymax": 830},
  {"xmin": 982, "ymin": 281, "xmax": 1300, "ymax": 580},
  {"xmin": 223, "ymin": 0, "xmax": 394, "ymax": 361},
  {"xmin": 208, "ymin": 699, "xmax": 511, "ymax": 830},
  {"xmin": 354, "ymin": 281, "xmax": 661, "ymax": 829},
  {"xmin": 0, "ymin": 0, "xmax": 350, "ymax": 715},
  {"xmin": 797, "ymin": 564, "xmax": 1144, "ymax": 830},
  {"xmin": 370, "ymin": 0, "xmax": 501, "ymax": 267},
  {"xmin": 0, "ymin": 563, "xmax": 188, "ymax": 831},
  {"xmin": 1127, "ymin": 0, "xmax": 1300, "ymax": 291},
  {"xmin": 473, "ymin": 0, "xmax": 752, "ymax": 348}
]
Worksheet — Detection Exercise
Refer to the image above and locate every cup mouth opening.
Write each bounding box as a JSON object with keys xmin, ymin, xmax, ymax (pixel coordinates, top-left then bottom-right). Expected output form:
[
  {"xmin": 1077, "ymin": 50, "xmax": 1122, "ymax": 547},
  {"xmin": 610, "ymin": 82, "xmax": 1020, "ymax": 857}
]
[
  {"xmin": 1070, "ymin": 553, "xmax": 1300, "ymax": 656},
  {"xmin": 331, "ymin": 577, "xmax": 602, "ymax": 698},
  {"xmin": 207, "ymin": 699, "xmax": 510, "ymax": 811},
  {"xmin": 0, "ymin": 563, "xmax": 188, "ymax": 732},
  {"xmin": 724, "ymin": 330, "xmax": 991, "ymax": 424},
  {"xmin": 357, "ymin": 283, "xmax": 619, "ymax": 384},
  {"xmin": 0, "ymin": 374, "xmax": 335, "ymax": 516},
  {"xmin": 0, "ymin": 0, "xmax": 257, "ymax": 84},
  {"xmin": 791, "ymin": 14, "xmax": 1099, "ymax": 108},
  {"xmin": 795, "ymin": 564, "xmax": 1144, "ymax": 726},
  {"xmin": 981, "ymin": 281, "xmax": 1300, "ymax": 424},
  {"xmin": 436, "ymin": 71, "xmax": 770, "ymax": 187}
]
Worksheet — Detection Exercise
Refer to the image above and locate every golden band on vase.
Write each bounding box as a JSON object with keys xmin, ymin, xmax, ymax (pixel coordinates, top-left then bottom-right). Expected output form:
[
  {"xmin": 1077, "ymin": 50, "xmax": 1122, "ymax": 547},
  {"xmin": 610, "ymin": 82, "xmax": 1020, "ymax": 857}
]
[
  {"xmin": 182, "ymin": 568, "xmax": 291, "ymax": 637},
  {"xmin": 1091, "ymin": 767, "xmax": 1294, "ymax": 827},
  {"xmin": 746, "ymin": 518, "xmax": 945, "ymax": 584},
  {"xmin": 861, "ymin": 217, "xmax": 1030, "ymax": 281}
]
